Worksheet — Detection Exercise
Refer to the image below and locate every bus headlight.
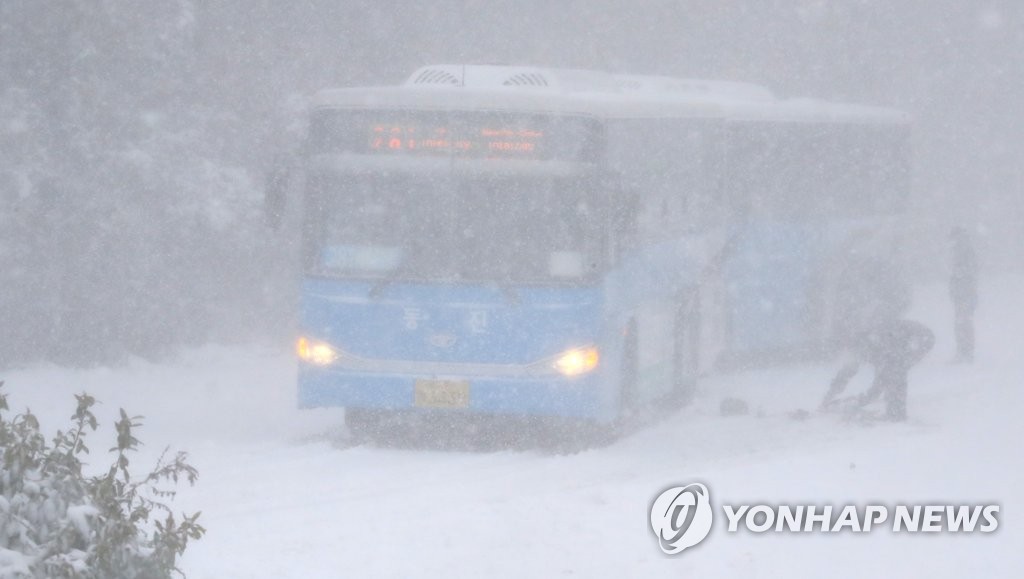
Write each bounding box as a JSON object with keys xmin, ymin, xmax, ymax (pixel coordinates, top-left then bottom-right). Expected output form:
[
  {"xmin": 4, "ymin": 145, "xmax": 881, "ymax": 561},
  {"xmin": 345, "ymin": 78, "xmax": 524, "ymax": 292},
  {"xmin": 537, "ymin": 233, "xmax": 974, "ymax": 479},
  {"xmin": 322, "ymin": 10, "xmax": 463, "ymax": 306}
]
[
  {"xmin": 296, "ymin": 336, "xmax": 339, "ymax": 366},
  {"xmin": 552, "ymin": 346, "xmax": 600, "ymax": 377}
]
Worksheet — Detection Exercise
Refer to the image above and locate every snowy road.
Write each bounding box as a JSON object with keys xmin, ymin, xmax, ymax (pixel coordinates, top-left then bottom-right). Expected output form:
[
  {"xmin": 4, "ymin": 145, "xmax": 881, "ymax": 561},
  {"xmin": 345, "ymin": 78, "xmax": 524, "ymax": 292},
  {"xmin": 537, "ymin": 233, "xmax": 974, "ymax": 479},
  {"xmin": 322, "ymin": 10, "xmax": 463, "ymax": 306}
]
[{"xmin": 4, "ymin": 278, "xmax": 1022, "ymax": 577}]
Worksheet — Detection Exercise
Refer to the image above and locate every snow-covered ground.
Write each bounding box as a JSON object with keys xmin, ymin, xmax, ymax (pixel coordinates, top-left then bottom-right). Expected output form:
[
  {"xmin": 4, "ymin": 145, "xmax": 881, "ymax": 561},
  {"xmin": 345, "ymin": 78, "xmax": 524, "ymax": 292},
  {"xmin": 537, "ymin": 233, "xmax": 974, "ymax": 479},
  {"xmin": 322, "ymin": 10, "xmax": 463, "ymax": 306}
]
[{"xmin": 3, "ymin": 277, "xmax": 1021, "ymax": 577}]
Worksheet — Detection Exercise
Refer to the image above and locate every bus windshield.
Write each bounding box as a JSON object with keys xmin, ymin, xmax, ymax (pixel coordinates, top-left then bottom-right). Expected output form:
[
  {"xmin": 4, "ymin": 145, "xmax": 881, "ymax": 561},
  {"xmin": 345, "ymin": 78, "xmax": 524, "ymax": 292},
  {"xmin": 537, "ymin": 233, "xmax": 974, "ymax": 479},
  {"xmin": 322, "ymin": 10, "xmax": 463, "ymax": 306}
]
[{"xmin": 306, "ymin": 173, "xmax": 606, "ymax": 284}]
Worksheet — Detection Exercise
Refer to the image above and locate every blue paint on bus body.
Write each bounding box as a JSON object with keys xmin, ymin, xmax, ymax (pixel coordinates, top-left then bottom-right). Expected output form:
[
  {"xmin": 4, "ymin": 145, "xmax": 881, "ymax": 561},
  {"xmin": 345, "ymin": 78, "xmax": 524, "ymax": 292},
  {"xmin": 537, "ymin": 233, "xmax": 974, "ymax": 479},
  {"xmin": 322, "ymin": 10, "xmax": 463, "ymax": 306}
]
[{"xmin": 297, "ymin": 278, "xmax": 610, "ymax": 420}]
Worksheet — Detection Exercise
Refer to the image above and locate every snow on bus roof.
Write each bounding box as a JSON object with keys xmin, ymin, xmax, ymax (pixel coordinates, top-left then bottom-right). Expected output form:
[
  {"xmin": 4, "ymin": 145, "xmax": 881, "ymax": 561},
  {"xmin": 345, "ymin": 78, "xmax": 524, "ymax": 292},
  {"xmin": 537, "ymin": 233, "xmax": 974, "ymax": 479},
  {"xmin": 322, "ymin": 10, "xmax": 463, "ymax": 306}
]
[
  {"xmin": 613, "ymin": 73, "xmax": 775, "ymax": 102},
  {"xmin": 311, "ymin": 64, "xmax": 908, "ymax": 125}
]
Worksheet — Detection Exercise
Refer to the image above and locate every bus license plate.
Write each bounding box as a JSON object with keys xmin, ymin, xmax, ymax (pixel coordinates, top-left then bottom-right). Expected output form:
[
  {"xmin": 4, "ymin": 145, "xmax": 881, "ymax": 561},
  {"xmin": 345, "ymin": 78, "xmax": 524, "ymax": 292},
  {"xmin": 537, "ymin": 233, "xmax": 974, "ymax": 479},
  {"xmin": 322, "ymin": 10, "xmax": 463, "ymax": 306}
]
[{"xmin": 414, "ymin": 379, "xmax": 470, "ymax": 409}]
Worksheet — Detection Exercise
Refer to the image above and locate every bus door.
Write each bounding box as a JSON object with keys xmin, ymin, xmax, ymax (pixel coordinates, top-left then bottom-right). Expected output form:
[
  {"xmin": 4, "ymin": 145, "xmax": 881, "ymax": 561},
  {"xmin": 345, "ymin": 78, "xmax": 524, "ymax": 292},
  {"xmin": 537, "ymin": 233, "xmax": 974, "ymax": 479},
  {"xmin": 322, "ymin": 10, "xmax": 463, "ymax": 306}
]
[{"xmin": 722, "ymin": 221, "xmax": 817, "ymax": 357}]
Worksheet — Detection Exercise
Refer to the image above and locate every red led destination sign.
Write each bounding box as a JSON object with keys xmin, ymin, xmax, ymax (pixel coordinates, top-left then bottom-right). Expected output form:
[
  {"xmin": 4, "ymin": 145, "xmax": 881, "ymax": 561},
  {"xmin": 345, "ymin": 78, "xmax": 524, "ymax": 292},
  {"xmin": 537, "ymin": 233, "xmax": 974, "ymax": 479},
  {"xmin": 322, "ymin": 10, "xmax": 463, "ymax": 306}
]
[
  {"xmin": 306, "ymin": 110, "xmax": 597, "ymax": 161},
  {"xmin": 368, "ymin": 124, "xmax": 544, "ymax": 157}
]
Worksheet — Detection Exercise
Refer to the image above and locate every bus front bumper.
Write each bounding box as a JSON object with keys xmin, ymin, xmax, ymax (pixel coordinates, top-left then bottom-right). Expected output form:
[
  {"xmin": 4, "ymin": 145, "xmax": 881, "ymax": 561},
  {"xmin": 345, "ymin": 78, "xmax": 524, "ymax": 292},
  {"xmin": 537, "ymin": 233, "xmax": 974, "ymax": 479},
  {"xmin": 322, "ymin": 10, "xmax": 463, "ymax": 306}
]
[{"xmin": 297, "ymin": 366, "xmax": 609, "ymax": 421}]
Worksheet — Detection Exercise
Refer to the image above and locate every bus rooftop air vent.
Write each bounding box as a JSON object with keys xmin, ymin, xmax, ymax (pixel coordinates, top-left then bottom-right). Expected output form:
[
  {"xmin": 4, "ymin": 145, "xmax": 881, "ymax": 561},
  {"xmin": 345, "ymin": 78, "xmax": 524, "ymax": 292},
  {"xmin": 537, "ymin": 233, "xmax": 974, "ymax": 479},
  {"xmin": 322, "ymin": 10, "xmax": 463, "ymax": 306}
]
[
  {"xmin": 410, "ymin": 67, "xmax": 461, "ymax": 86},
  {"xmin": 406, "ymin": 65, "xmax": 563, "ymax": 90},
  {"xmin": 503, "ymin": 72, "xmax": 551, "ymax": 87}
]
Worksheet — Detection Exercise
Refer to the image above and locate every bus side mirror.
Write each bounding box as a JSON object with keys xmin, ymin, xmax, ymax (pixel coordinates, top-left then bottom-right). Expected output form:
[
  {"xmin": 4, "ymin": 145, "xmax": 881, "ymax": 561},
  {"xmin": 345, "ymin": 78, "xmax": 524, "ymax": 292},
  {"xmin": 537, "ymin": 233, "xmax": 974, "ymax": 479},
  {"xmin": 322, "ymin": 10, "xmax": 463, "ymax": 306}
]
[
  {"xmin": 264, "ymin": 165, "xmax": 290, "ymax": 230},
  {"xmin": 599, "ymin": 173, "xmax": 637, "ymax": 261},
  {"xmin": 611, "ymin": 194, "xmax": 639, "ymax": 260}
]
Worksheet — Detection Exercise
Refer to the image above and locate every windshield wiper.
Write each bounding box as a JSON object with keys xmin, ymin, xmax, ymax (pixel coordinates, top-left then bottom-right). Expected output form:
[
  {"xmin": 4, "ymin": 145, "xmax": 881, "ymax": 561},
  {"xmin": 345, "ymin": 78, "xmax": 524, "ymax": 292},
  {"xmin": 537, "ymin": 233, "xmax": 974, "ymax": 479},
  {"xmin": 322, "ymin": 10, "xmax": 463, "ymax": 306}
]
[
  {"xmin": 367, "ymin": 277, "xmax": 392, "ymax": 300},
  {"xmin": 370, "ymin": 268, "xmax": 522, "ymax": 306},
  {"xmin": 494, "ymin": 275, "xmax": 521, "ymax": 306},
  {"xmin": 368, "ymin": 269, "xmax": 408, "ymax": 299},
  {"xmin": 368, "ymin": 259, "xmax": 419, "ymax": 299}
]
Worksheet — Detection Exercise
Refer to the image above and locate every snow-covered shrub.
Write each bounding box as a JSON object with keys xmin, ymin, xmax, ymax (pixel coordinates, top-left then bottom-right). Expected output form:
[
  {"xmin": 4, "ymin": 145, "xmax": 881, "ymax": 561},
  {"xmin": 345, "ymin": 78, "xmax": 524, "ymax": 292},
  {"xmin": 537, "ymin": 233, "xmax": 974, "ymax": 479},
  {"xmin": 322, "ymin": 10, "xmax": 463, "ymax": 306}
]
[{"xmin": 0, "ymin": 384, "xmax": 203, "ymax": 578}]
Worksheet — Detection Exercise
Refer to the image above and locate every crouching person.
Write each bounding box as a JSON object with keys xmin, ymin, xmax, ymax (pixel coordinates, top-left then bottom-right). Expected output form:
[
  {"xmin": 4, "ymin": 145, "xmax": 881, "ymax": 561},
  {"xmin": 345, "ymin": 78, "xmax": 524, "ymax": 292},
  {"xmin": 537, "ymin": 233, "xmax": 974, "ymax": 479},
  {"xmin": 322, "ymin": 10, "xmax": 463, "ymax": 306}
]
[{"xmin": 821, "ymin": 319, "xmax": 935, "ymax": 421}]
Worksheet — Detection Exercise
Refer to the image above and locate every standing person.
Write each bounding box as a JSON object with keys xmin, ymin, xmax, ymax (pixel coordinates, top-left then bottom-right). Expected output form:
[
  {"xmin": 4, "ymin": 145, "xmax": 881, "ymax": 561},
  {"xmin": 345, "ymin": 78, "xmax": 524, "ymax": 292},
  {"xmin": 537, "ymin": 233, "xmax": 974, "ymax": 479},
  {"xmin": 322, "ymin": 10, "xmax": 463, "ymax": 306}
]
[
  {"xmin": 821, "ymin": 318, "xmax": 935, "ymax": 422},
  {"xmin": 949, "ymin": 227, "xmax": 978, "ymax": 362}
]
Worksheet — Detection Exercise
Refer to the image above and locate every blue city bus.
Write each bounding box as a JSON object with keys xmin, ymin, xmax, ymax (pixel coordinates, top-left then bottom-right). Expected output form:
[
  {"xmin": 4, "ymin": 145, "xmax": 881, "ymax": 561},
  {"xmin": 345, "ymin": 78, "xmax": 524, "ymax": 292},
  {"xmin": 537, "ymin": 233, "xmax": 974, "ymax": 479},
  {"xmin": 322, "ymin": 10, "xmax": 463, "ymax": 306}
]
[{"xmin": 270, "ymin": 65, "xmax": 910, "ymax": 436}]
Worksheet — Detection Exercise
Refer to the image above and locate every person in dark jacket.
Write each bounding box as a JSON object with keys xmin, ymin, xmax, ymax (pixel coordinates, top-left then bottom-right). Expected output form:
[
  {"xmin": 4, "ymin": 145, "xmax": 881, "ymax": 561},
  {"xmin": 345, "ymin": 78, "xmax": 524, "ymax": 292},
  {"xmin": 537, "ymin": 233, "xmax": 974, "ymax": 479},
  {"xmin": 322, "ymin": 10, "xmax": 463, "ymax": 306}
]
[
  {"xmin": 949, "ymin": 227, "xmax": 978, "ymax": 362},
  {"xmin": 821, "ymin": 318, "xmax": 935, "ymax": 421}
]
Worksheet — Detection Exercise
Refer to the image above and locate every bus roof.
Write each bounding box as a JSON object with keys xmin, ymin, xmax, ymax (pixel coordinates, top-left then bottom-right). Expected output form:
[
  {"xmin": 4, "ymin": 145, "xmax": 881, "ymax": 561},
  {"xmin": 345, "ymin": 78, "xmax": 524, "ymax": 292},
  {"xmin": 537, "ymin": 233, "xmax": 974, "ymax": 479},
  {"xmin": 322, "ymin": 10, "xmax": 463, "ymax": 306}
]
[{"xmin": 311, "ymin": 64, "xmax": 910, "ymax": 125}]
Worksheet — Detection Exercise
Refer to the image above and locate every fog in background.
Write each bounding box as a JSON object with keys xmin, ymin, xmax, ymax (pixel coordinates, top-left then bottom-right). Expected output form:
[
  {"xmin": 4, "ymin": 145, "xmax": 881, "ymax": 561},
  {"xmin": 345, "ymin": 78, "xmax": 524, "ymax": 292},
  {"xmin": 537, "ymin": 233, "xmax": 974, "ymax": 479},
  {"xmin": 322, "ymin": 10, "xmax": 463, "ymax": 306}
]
[{"xmin": 1, "ymin": 1, "xmax": 1021, "ymax": 366}]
